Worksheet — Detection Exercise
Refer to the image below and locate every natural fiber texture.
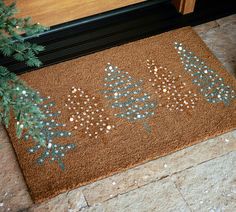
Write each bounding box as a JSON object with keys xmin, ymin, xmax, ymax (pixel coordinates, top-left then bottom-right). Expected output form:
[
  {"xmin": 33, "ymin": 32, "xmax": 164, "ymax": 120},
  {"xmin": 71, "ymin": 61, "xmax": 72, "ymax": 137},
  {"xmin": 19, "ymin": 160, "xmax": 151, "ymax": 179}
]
[{"xmin": 6, "ymin": 27, "xmax": 236, "ymax": 203}]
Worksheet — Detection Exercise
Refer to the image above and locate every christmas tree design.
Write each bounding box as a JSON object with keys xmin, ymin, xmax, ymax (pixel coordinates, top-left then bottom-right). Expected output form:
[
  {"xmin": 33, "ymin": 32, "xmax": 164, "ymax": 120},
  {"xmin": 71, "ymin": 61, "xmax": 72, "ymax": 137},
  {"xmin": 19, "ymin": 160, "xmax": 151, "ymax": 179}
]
[
  {"xmin": 146, "ymin": 59, "xmax": 198, "ymax": 112},
  {"xmin": 22, "ymin": 94, "xmax": 75, "ymax": 170},
  {"xmin": 65, "ymin": 87, "xmax": 115, "ymax": 139},
  {"xmin": 174, "ymin": 42, "xmax": 235, "ymax": 105},
  {"xmin": 102, "ymin": 63, "xmax": 156, "ymax": 131}
]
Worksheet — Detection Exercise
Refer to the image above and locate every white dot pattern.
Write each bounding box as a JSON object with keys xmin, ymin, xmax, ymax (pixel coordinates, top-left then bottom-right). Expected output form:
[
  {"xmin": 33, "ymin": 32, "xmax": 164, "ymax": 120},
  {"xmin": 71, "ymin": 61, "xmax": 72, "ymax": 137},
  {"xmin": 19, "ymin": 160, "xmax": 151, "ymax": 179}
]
[
  {"xmin": 65, "ymin": 87, "xmax": 114, "ymax": 139},
  {"xmin": 147, "ymin": 59, "xmax": 198, "ymax": 112}
]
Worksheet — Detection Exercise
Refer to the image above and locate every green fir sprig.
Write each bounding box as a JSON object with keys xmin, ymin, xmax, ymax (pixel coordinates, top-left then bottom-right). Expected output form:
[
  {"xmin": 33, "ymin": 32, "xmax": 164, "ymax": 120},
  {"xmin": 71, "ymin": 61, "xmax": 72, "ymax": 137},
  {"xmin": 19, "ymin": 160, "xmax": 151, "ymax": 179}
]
[
  {"xmin": 0, "ymin": 0, "xmax": 49, "ymax": 146},
  {"xmin": 0, "ymin": 0, "xmax": 48, "ymax": 67}
]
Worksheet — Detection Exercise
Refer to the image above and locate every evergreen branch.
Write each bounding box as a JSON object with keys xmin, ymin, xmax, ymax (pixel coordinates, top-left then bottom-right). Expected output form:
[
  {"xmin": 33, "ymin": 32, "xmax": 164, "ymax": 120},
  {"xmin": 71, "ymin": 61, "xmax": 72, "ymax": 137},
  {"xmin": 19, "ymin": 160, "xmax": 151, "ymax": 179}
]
[
  {"xmin": 0, "ymin": 66, "xmax": 47, "ymax": 145},
  {"xmin": 0, "ymin": 0, "xmax": 49, "ymax": 67},
  {"xmin": 0, "ymin": 0, "xmax": 49, "ymax": 146},
  {"xmin": 26, "ymin": 98, "xmax": 75, "ymax": 170}
]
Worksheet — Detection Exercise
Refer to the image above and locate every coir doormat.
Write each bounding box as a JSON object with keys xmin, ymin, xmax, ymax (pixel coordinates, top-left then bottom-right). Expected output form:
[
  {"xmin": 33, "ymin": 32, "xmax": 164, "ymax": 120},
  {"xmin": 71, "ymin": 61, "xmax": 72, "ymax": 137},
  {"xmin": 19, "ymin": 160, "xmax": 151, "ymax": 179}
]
[{"xmin": 6, "ymin": 27, "xmax": 236, "ymax": 203}]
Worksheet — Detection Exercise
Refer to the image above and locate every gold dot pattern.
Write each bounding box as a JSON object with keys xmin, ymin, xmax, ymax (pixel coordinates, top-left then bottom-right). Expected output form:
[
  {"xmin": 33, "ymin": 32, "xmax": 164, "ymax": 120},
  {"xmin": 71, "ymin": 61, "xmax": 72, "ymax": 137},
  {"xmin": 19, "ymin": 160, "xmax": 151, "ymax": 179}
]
[
  {"xmin": 65, "ymin": 87, "xmax": 115, "ymax": 139},
  {"xmin": 146, "ymin": 59, "xmax": 198, "ymax": 112}
]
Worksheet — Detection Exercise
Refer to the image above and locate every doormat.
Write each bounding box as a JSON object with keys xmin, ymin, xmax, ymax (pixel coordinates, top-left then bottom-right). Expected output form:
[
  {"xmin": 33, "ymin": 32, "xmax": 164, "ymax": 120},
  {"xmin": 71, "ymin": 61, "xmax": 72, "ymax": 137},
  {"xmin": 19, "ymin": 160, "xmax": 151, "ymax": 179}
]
[{"xmin": 6, "ymin": 27, "xmax": 236, "ymax": 203}]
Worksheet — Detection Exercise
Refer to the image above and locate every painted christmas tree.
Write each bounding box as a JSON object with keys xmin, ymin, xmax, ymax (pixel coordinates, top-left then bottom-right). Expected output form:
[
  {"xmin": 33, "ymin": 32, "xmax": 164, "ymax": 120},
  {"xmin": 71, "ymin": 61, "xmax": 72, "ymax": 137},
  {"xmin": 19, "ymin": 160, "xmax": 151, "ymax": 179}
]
[
  {"xmin": 103, "ymin": 63, "xmax": 156, "ymax": 131},
  {"xmin": 146, "ymin": 59, "xmax": 198, "ymax": 112},
  {"xmin": 65, "ymin": 87, "xmax": 115, "ymax": 139},
  {"xmin": 174, "ymin": 42, "xmax": 235, "ymax": 105},
  {"xmin": 22, "ymin": 93, "xmax": 75, "ymax": 170}
]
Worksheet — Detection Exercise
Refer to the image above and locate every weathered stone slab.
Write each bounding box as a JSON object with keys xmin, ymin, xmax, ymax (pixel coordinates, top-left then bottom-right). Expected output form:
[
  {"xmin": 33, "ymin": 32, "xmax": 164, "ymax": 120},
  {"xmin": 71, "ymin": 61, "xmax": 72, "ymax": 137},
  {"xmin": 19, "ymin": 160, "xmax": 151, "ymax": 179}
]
[
  {"xmin": 29, "ymin": 193, "xmax": 68, "ymax": 212},
  {"xmin": 67, "ymin": 190, "xmax": 88, "ymax": 212},
  {"xmin": 172, "ymin": 151, "xmax": 236, "ymax": 212},
  {"xmin": 216, "ymin": 14, "xmax": 236, "ymax": 28},
  {"xmin": 82, "ymin": 178, "xmax": 190, "ymax": 212},
  {"xmin": 194, "ymin": 15, "xmax": 236, "ymax": 76},
  {"xmin": 0, "ymin": 125, "xmax": 32, "ymax": 212},
  {"xmin": 193, "ymin": 20, "xmax": 219, "ymax": 34},
  {"xmin": 29, "ymin": 190, "xmax": 88, "ymax": 212}
]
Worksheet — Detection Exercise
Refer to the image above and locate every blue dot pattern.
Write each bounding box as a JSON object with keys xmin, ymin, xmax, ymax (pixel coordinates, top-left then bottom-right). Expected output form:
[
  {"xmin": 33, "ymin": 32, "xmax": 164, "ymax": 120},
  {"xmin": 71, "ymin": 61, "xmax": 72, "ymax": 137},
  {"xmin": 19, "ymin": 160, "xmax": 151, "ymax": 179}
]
[
  {"xmin": 174, "ymin": 42, "xmax": 235, "ymax": 105},
  {"xmin": 24, "ymin": 96, "xmax": 75, "ymax": 170},
  {"xmin": 103, "ymin": 63, "xmax": 156, "ymax": 131}
]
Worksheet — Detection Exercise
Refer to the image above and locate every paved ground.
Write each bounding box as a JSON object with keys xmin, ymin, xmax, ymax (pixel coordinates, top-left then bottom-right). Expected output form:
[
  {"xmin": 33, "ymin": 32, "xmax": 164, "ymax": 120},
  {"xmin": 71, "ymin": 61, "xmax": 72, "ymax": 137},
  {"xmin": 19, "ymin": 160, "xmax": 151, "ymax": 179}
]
[{"xmin": 0, "ymin": 15, "xmax": 235, "ymax": 212}]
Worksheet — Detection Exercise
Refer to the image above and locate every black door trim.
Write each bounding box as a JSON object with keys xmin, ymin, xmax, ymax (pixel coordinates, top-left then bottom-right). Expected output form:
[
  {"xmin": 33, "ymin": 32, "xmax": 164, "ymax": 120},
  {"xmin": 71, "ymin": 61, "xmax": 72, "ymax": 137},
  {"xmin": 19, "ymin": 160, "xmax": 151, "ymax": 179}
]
[{"xmin": 1, "ymin": 0, "xmax": 235, "ymax": 74}]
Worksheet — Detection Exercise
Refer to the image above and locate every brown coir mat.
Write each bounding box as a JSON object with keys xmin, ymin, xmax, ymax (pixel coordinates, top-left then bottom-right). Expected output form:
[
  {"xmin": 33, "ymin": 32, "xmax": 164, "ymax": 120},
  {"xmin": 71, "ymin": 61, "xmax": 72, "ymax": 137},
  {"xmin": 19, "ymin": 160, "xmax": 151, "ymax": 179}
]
[{"xmin": 6, "ymin": 27, "xmax": 236, "ymax": 203}]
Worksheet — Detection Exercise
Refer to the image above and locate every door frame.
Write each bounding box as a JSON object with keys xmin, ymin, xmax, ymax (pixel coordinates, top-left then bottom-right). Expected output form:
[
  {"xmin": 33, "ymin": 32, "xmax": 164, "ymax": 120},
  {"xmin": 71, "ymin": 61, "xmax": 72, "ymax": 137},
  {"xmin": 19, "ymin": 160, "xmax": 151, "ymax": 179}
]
[
  {"xmin": 0, "ymin": 0, "xmax": 235, "ymax": 74},
  {"xmin": 172, "ymin": 0, "xmax": 197, "ymax": 14}
]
